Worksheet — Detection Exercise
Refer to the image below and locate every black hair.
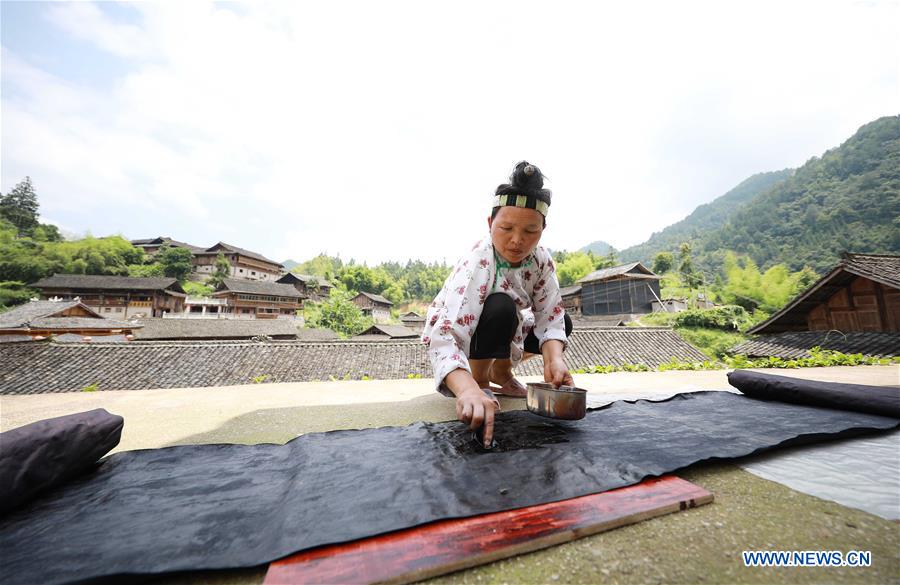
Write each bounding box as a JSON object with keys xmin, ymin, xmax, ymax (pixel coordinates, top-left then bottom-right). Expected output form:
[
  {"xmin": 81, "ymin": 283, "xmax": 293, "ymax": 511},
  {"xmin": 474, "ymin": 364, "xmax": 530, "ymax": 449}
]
[{"xmin": 492, "ymin": 161, "xmax": 551, "ymax": 227}]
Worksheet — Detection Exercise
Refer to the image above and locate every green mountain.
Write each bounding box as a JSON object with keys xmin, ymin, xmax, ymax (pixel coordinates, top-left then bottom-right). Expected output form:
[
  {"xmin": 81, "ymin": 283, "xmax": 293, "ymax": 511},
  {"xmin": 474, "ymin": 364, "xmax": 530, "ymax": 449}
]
[
  {"xmin": 616, "ymin": 115, "xmax": 900, "ymax": 275},
  {"xmin": 281, "ymin": 259, "xmax": 299, "ymax": 271},
  {"xmin": 700, "ymin": 115, "xmax": 900, "ymax": 274},
  {"xmin": 579, "ymin": 240, "xmax": 615, "ymax": 256},
  {"xmin": 618, "ymin": 169, "xmax": 793, "ymax": 266}
]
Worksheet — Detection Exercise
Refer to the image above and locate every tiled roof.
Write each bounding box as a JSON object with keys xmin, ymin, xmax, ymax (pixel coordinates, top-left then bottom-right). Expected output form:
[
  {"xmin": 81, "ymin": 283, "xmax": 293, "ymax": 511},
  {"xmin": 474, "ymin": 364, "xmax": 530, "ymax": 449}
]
[
  {"xmin": 295, "ymin": 327, "xmax": 340, "ymax": 341},
  {"xmin": 571, "ymin": 314, "xmax": 635, "ymax": 328},
  {"xmin": 578, "ymin": 262, "xmax": 659, "ymax": 284},
  {"xmin": 0, "ymin": 300, "xmax": 88, "ymax": 328},
  {"xmin": 215, "ymin": 278, "xmax": 302, "ymax": 298},
  {"xmin": 353, "ymin": 324, "xmax": 419, "ymax": 339},
  {"xmin": 130, "ymin": 237, "xmax": 205, "ymax": 253},
  {"xmin": 748, "ymin": 252, "xmax": 900, "ymax": 334},
  {"xmin": 731, "ymin": 331, "xmax": 900, "ymax": 359},
  {"xmin": 133, "ymin": 318, "xmax": 298, "ymax": 340},
  {"xmin": 560, "ymin": 285, "xmax": 582, "ymax": 297},
  {"xmin": 355, "ymin": 291, "xmax": 393, "ymax": 306},
  {"xmin": 30, "ymin": 317, "xmax": 139, "ymax": 331},
  {"xmin": 277, "ymin": 273, "xmax": 334, "ymax": 287},
  {"xmin": 0, "ymin": 328, "xmax": 706, "ymax": 394},
  {"xmin": 32, "ymin": 274, "xmax": 183, "ymax": 292},
  {"xmin": 841, "ymin": 252, "xmax": 900, "ymax": 288},
  {"xmin": 201, "ymin": 242, "xmax": 282, "ymax": 266}
]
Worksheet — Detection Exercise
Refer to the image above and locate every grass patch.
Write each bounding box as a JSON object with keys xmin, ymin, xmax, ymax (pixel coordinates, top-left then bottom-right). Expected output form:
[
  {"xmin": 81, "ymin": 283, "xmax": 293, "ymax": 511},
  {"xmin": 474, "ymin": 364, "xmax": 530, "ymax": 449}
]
[{"xmin": 675, "ymin": 327, "xmax": 749, "ymax": 359}]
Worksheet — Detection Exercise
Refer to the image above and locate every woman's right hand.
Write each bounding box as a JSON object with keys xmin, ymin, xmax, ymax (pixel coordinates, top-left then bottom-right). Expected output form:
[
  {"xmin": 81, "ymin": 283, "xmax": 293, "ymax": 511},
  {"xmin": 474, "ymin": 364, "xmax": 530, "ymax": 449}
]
[{"xmin": 455, "ymin": 388, "xmax": 499, "ymax": 448}]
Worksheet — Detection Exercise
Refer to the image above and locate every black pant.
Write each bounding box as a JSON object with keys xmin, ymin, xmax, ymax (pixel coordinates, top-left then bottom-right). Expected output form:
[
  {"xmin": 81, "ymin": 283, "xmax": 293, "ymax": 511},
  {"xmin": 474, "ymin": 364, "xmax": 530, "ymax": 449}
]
[{"xmin": 469, "ymin": 293, "xmax": 573, "ymax": 359}]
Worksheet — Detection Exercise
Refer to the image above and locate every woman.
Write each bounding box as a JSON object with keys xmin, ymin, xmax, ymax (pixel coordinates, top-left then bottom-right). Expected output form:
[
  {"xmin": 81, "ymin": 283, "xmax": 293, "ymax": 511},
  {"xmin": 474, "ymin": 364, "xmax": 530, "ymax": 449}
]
[{"xmin": 422, "ymin": 161, "xmax": 574, "ymax": 448}]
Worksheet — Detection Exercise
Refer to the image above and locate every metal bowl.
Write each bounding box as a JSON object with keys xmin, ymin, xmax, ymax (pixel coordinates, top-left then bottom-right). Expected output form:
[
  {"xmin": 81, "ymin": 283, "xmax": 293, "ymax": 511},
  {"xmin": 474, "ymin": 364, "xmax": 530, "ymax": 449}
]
[{"xmin": 526, "ymin": 382, "xmax": 587, "ymax": 420}]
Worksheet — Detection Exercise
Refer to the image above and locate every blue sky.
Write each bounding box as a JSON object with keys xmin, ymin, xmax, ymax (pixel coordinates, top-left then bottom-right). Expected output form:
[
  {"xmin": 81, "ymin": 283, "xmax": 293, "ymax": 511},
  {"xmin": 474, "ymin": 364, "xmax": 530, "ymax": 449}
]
[{"xmin": 2, "ymin": 1, "xmax": 898, "ymax": 264}]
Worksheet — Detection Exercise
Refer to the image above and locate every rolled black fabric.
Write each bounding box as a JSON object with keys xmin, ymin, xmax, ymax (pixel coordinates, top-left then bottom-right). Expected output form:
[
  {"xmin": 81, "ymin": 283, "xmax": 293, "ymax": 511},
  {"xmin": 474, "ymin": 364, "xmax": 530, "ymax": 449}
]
[
  {"xmin": 728, "ymin": 370, "xmax": 900, "ymax": 418},
  {"xmin": 0, "ymin": 391, "xmax": 896, "ymax": 585},
  {"xmin": 0, "ymin": 409, "xmax": 124, "ymax": 516}
]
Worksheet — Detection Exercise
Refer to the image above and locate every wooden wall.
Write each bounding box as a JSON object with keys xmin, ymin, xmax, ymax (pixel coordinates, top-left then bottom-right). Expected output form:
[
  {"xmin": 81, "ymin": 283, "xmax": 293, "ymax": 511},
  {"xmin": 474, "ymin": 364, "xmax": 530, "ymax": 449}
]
[{"xmin": 807, "ymin": 276, "xmax": 900, "ymax": 332}]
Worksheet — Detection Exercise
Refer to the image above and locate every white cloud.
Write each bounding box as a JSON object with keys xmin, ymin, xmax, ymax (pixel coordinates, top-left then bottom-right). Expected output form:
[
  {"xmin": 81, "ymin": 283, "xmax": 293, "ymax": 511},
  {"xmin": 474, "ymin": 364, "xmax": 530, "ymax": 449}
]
[
  {"xmin": 2, "ymin": 0, "xmax": 898, "ymax": 263},
  {"xmin": 44, "ymin": 3, "xmax": 154, "ymax": 59}
]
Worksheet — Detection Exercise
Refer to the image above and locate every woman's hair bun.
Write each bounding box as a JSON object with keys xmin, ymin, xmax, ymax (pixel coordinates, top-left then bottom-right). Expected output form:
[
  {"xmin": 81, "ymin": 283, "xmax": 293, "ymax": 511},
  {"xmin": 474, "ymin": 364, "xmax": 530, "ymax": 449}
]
[{"xmin": 495, "ymin": 160, "xmax": 552, "ymax": 204}]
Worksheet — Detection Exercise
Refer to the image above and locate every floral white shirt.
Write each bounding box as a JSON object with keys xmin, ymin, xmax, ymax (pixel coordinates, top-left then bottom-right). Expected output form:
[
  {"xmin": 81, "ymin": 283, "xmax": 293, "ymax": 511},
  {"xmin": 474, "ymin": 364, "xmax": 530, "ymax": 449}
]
[{"xmin": 422, "ymin": 236, "xmax": 568, "ymax": 396}]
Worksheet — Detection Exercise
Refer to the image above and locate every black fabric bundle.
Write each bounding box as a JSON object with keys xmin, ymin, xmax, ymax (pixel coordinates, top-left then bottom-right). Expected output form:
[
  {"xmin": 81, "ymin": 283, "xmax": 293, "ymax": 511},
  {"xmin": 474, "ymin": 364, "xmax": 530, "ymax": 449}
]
[
  {"xmin": 728, "ymin": 370, "xmax": 900, "ymax": 418},
  {"xmin": 0, "ymin": 373, "xmax": 897, "ymax": 585},
  {"xmin": 0, "ymin": 409, "xmax": 123, "ymax": 516}
]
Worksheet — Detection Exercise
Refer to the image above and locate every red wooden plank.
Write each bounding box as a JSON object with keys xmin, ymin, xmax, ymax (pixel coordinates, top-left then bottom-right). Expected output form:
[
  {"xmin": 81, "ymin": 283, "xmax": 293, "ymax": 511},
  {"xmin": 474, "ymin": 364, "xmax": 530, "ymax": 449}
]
[{"xmin": 265, "ymin": 476, "xmax": 713, "ymax": 585}]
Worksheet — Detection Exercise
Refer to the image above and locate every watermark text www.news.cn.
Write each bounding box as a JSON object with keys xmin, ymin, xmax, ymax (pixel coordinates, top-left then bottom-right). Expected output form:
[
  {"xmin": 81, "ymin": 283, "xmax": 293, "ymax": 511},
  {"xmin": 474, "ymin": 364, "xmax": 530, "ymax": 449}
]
[{"xmin": 743, "ymin": 550, "xmax": 872, "ymax": 567}]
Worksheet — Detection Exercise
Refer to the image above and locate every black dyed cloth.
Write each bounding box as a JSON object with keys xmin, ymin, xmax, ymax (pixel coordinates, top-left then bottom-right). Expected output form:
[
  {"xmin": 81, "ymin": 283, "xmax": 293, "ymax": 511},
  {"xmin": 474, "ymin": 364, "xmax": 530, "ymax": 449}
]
[
  {"xmin": 0, "ymin": 409, "xmax": 123, "ymax": 516},
  {"xmin": 728, "ymin": 370, "xmax": 900, "ymax": 418},
  {"xmin": 1, "ymin": 386, "xmax": 898, "ymax": 584}
]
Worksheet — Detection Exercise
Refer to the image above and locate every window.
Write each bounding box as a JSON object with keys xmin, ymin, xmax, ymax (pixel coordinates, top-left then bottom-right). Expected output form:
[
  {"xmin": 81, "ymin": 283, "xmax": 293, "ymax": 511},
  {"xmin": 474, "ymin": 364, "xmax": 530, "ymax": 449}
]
[
  {"xmin": 251, "ymin": 271, "xmax": 256, "ymax": 275},
  {"xmin": 104, "ymin": 307, "xmax": 111, "ymax": 313}
]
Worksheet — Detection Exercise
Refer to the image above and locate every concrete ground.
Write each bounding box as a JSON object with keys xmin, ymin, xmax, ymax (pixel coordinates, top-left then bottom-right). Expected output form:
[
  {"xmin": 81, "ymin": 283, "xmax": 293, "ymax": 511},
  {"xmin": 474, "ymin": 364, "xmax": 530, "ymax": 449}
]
[{"xmin": 2, "ymin": 365, "xmax": 899, "ymax": 584}]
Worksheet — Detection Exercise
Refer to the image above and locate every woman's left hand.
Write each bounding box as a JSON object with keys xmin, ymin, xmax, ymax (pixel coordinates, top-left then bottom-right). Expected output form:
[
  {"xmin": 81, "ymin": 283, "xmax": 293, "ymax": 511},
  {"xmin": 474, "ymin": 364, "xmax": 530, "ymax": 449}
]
[{"xmin": 544, "ymin": 357, "xmax": 574, "ymax": 388}]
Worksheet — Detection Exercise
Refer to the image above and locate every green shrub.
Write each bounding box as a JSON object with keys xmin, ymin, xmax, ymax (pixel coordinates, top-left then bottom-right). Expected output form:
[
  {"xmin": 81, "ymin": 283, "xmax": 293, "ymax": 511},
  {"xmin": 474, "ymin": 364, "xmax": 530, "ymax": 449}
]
[
  {"xmin": 572, "ymin": 347, "xmax": 899, "ymax": 375},
  {"xmin": 673, "ymin": 305, "xmax": 750, "ymax": 330}
]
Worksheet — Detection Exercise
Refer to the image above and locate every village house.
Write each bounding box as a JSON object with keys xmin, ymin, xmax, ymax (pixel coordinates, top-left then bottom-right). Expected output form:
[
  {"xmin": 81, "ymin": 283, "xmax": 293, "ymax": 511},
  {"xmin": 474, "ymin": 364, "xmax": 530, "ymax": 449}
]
[
  {"xmin": 733, "ymin": 253, "xmax": 900, "ymax": 358},
  {"xmin": 0, "ymin": 299, "xmax": 142, "ymax": 342},
  {"xmin": 32, "ymin": 275, "xmax": 186, "ymax": 318},
  {"xmin": 276, "ymin": 273, "xmax": 334, "ymax": 302},
  {"xmin": 130, "ymin": 236, "xmax": 205, "ymax": 256},
  {"xmin": 131, "ymin": 238, "xmax": 285, "ymax": 282},
  {"xmin": 352, "ymin": 324, "xmax": 420, "ymax": 341},
  {"xmin": 399, "ymin": 311, "xmax": 425, "ymax": 334},
  {"xmin": 351, "ymin": 292, "xmax": 393, "ymax": 323},
  {"xmin": 651, "ymin": 298, "xmax": 688, "ymax": 313},
  {"xmin": 576, "ymin": 262, "xmax": 663, "ymax": 317},
  {"xmin": 211, "ymin": 278, "xmax": 302, "ymax": 319},
  {"xmin": 560, "ymin": 285, "xmax": 583, "ymax": 316},
  {"xmin": 749, "ymin": 252, "xmax": 900, "ymax": 334},
  {"xmin": 192, "ymin": 242, "xmax": 284, "ymax": 282}
]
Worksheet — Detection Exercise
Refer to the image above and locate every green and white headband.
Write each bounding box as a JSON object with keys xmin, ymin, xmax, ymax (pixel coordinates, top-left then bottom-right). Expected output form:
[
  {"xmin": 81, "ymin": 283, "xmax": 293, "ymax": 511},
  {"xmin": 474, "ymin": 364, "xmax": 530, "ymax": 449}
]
[{"xmin": 493, "ymin": 194, "xmax": 550, "ymax": 217}]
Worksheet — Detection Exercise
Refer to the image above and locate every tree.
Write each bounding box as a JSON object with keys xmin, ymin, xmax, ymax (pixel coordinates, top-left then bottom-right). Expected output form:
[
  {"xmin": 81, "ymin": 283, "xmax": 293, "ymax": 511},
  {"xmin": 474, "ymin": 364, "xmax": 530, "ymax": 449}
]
[
  {"xmin": 156, "ymin": 245, "xmax": 194, "ymax": 282},
  {"xmin": 652, "ymin": 252, "xmax": 674, "ymax": 274},
  {"xmin": 594, "ymin": 251, "xmax": 618, "ymax": 270},
  {"xmin": 556, "ymin": 252, "xmax": 595, "ymax": 286},
  {"xmin": 0, "ymin": 177, "xmax": 40, "ymax": 236},
  {"xmin": 0, "ymin": 281, "xmax": 36, "ymax": 309},
  {"xmin": 678, "ymin": 242, "xmax": 700, "ymax": 288},
  {"xmin": 207, "ymin": 252, "xmax": 231, "ymax": 288},
  {"xmin": 304, "ymin": 289, "xmax": 373, "ymax": 337}
]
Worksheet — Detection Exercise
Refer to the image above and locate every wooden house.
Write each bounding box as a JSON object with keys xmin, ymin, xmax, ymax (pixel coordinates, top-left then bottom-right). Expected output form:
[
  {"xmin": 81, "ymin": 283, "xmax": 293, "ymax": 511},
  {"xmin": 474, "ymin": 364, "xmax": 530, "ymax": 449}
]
[
  {"xmin": 32, "ymin": 275, "xmax": 186, "ymax": 318},
  {"xmin": 651, "ymin": 298, "xmax": 688, "ymax": 313},
  {"xmin": 130, "ymin": 236, "xmax": 205, "ymax": 256},
  {"xmin": 212, "ymin": 278, "xmax": 302, "ymax": 319},
  {"xmin": 749, "ymin": 253, "xmax": 900, "ymax": 334},
  {"xmin": 560, "ymin": 285, "xmax": 583, "ymax": 316},
  {"xmin": 352, "ymin": 292, "xmax": 393, "ymax": 323},
  {"xmin": 0, "ymin": 299, "xmax": 141, "ymax": 341},
  {"xmin": 399, "ymin": 311, "xmax": 425, "ymax": 334},
  {"xmin": 576, "ymin": 262, "xmax": 662, "ymax": 316},
  {"xmin": 276, "ymin": 273, "xmax": 334, "ymax": 302},
  {"xmin": 193, "ymin": 242, "xmax": 284, "ymax": 282}
]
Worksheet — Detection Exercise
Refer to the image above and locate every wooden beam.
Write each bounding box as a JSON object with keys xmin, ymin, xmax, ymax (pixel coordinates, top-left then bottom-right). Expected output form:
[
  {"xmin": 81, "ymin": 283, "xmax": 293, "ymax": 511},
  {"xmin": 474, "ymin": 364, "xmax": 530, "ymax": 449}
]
[{"xmin": 265, "ymin": 476, "xmax": 713, "ymax": 585}]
